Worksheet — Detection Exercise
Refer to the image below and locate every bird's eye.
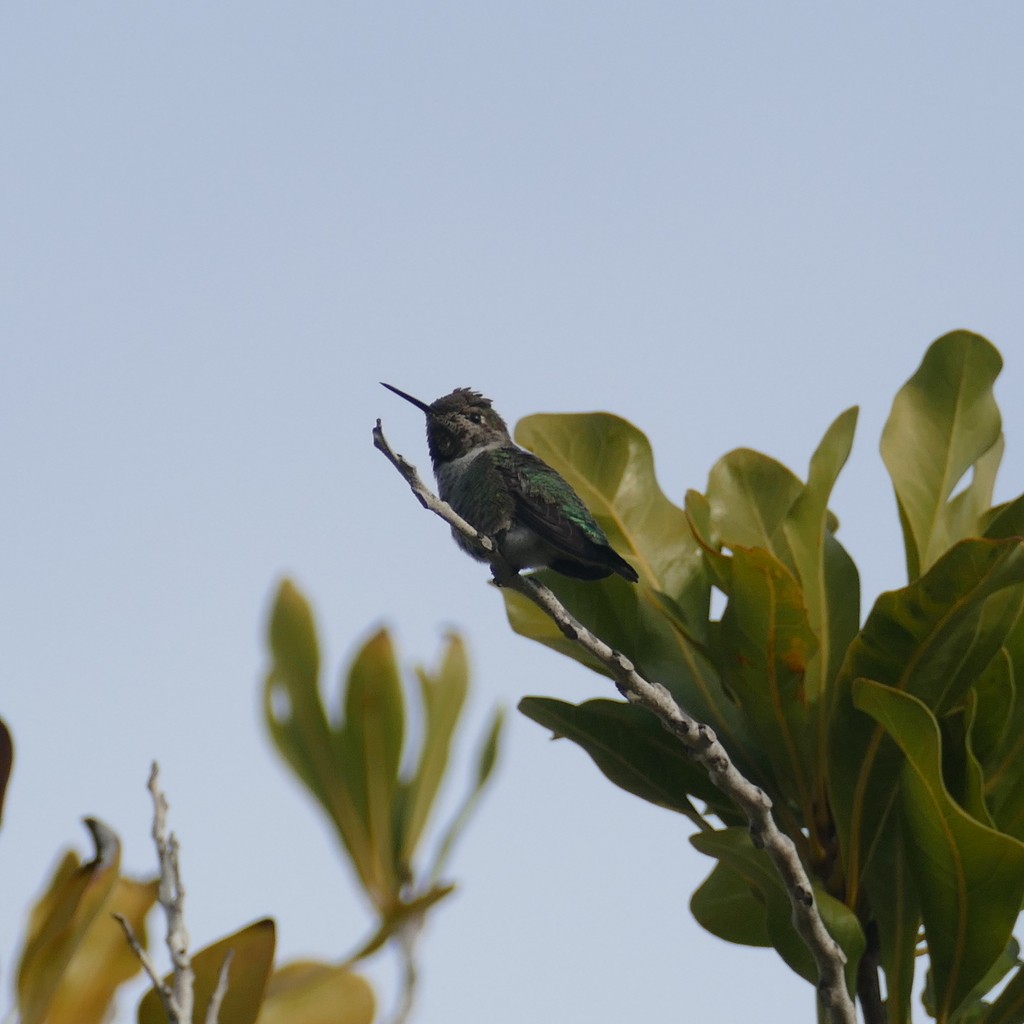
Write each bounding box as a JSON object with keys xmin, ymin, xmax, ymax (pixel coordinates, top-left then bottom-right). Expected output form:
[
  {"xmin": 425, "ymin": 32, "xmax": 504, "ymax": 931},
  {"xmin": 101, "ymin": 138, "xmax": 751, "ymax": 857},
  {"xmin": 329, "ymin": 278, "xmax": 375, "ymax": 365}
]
[{"xmin": 468, "ymin": 412, "xmax": 483, "ymax": 424}]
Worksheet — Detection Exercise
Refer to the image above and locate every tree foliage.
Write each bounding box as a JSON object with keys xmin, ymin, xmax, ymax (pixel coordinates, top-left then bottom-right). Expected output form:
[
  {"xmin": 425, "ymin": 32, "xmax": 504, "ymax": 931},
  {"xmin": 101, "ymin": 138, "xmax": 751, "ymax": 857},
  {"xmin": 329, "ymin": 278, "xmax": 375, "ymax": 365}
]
[
  {"xmin": 2, "ymin": 596, "xmax": 501, "ymax": 1024},
  {"xmin": 512, "ymin": 331, "xmax": 1024, "ymax": 1024}
]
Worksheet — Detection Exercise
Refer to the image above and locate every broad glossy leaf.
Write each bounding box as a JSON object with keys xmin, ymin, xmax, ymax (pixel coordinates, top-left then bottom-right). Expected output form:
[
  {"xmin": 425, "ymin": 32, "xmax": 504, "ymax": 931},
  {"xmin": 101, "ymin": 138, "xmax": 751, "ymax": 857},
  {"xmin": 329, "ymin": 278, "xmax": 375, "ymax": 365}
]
[
  {"xmin": 690, "ymin": 861, "xmax": 772, "ymax": 948},
  {"xmin": 258, "ymin": 961, "xmax": 374, "ymax": 1024},
  {"xmin": 691, "ymin": 828, "xmax": 863, "ymax": 992},
  {"xmin": 782, "ymin": 407, "xmax": 861, "ymax": 700},
  {"xmin": 867, "ymin": 809, "xmax": 919, "ymax": 1024},
  {"xmin": 514, "ymin": 412, "xmax": 707, "ymax": 623},
  {"xmin": 954, "ymin": 693, "xmax": 996, "ymax": 827},
  {"xmin": 705, "ymin": 448, "xmax": 804, "ymax": 573},
  {"xmin": 17, "ymin": 819, "xmax": 121, "ymax": 1024},
  {"xmin": 138, "ymin": 919, "xmax": 276, "ymax": 1024},
  {"xmin": 684, "ymin": 488, "xmax": 730, "ymax": 593},
  {"xmin": 518, "ymin": 697, "xmax": 732, "ymax": 826},
  {"xmin": 45, "ymin": 876, "xmax": 158, "ymax": 1024},
  {"xmin": 880, "ymin": 331, "xmax": 1004, "ymax": 579},
  {"xmin": 264, "ymin": 581, "xmax": 375, "ymax": 894},
  {"xmin": 927, "ymin": 938, "xmax": 1021, "ymax": 1024},
  {"xmin": 504, "ymin": 574, "xmax": 758, "ymax": 781},
  {"xmin": 828, "ymin": 538, "xmax": 1024, "ymax": 903},
  {"xmin": 970, "ymin": 648, "xmax": 1015, "ymax": 767},
  {"xmin": 397, "ymin": 634, "xmax": 468, "ymax": 867},
  {"xmin": 981, "ymin": 609, "xmax": 1024, "ymax": 840},
  {"xmin": 980, "ymin": 956, "xmax": 1024, "ymax": 1024},
  {"xmin": 717, "ymin": 546, "xmax": 818, "ymax": 813},
  {"xmin": 336, "ymin": 629, "xmax": 405, "ymax": 905},
  {"xmin": 983, "ymin": 493, "xmax": 1024, "ymax": 540},
  {"xmin": 855, "ymin": 680, "xmax": 1024, "ymax": 1021}
]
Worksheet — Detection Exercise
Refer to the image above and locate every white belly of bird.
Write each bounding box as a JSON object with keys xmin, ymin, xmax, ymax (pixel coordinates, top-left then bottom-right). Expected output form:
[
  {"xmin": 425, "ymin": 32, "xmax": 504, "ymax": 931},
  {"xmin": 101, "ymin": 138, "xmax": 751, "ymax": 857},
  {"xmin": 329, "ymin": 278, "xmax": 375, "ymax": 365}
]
[{"xmin": 500, "ymin": 524, "xmax": 555, "ymax": 570}]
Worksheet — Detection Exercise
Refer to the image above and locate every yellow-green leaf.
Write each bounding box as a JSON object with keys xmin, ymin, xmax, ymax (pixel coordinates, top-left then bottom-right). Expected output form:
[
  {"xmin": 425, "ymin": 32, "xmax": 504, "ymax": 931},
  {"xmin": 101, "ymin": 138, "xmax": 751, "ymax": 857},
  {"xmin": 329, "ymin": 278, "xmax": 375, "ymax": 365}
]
[
  {"xmin": 426, "ymin": 707, "xmax": 504, "ymax": 886},
  {"xmin": 258, "ymin": 961, "xmax": 374, "ymax": 1024},
  {"xmin": 705, "ymin": 448, "xmax": 804, "ymax": 572},
  {"xmin": 337, "ymin": 628, "xmax": 405, "ymax": 907},
  {"xmin": 881, "ymin": 331, "xmax": 1004, "ymax": 580},
  {"xmin": 264, "ymin": 580, "xmax": 375, "ymax": 895},
  {"xmin": 397, "ymin": 634, "xmax": 468, "ymax": 868},
  {"xmin": 781, "ymin": 407, "xmax": 861, "ymax": 700},
  {"xmin": 717, "ymin": 546, "xmax": 818, "ymax": 814},
  {"xmin": 138, "ymin": 919, "xmax": 276, "ymax": 1024},
  {"xmin": 17, "ymin": 819, "xmax": 121, "ymax": 1024},
  {"xmin": 514, "ymin": 412, "xmax": 705, "ymax": 619},
  {"xmin": 46, "ymin": 876, "xmax": 158, "ymax": 1024}
]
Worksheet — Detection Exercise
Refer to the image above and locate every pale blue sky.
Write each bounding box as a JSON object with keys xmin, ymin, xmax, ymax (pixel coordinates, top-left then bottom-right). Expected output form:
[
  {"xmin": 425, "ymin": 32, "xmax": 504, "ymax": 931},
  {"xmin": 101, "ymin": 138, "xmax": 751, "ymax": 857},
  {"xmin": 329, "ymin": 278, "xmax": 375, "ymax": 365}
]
[{"xmin": 2, "ymin": 5, "xmax": 1023, "ymax": 1022}]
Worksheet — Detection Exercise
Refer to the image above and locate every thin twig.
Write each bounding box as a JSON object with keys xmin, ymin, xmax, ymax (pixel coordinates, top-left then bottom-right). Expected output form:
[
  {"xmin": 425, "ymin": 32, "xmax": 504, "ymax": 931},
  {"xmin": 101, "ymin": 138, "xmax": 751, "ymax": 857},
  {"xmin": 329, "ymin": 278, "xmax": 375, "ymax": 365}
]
[
  {"xmin": 373, "ymin": 419, "xmax": 857, "ymax": 1024},
  {"xmin": 112, "ymin": 913, "xmax": 165, "ymax": 1003},
  {"xmin": 205, "ymin": 950, "xmax": 235, "ymax": 1024},
  {"xmin": 148, "ymin": 761, "xmax": 195, "ymax": 1024},
  {"xmin": 116, "ymin": 763, "xmax": 198, "ymax": 1024}
]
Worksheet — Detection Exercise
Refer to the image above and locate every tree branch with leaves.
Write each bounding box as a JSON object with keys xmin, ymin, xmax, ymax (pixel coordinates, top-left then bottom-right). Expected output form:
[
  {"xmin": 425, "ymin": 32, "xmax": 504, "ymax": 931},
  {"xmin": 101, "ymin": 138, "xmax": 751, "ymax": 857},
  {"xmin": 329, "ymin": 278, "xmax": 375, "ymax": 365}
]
[{"xmin": 375, "ymin": 329, "xmax": 1024, "ymax": 1024}]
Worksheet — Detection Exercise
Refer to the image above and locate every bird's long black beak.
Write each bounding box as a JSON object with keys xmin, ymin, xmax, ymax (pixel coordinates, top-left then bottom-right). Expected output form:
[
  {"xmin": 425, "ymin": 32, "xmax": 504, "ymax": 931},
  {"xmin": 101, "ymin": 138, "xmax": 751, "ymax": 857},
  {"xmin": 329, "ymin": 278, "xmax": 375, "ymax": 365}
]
[{"xmin": 380, "ymin": 382, "xmax": 433, "ymax": 415}]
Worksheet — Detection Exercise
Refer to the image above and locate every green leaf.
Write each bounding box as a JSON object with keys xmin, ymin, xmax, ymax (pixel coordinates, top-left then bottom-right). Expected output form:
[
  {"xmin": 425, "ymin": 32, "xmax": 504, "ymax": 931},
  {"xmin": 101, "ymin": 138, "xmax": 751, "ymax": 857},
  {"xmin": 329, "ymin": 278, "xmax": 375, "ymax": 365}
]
[
  {"xmin": 17, "ymin": 820, "xmax": 121, "ymax": 1024},
  {"xmin": 952, "ymin": 693, "xmax": 996, "ymax": 827},
  {"xmin": 880, "ymin": 331, "xmax": 1004, "ymax": 579},
  {"xmin": 396, "ymin": 634, "xmax": 469, "ymax": 868},
  {"xmin": 868, "ymin": 810, "xmax": 920, "ymax": 1024},
  {"xmin": 938, "ymin": 937, "xmax": 1020, "ymax": 1024},
  {"xmin": 979, "ymin": 955, "xmax": 1024, "ymax": 1024},
  {"xmin": 828, "ymin": 538, "xmax": 1024, "ymax": 905},
  {"xmin": 969, "ymin": 647, "xmax": 1015, "ymax": 766},
  {"xmin": 690, "ymin": 860, "xmax": 772, "ymax": 948},
  {"xmin": 716, "ymin": 546, "xmax": 818, "ymax": 815},
  {"xmin": 45, "ymin": 876, "xmax": 158, "ymax": 1024},
  {"xmin": 263, "ymin": 581, "xmax": 376, "ymax": 896},
  {"xmin": 473, "ymin": 705, "xmax": 504, "ymax": 788},
  {"xmin": 690, "ymin": 828, "xmax": 863, "ymax": 992},
  {"xmin": 504, "ymin": 575, "xmax": 757, "ymax": 783},
  {"xmin": 514, "ymin": 411, "xmax": 707, "ymax": 625},
  {"xmin": 854, "ymin": 680, "xmax": 1024, "ymax": 1022},
  {"xmin": 138, "ymin": 919, "xmax": 276, "ymax": 1024},
  {"xmin": 781, "ymin": 407, "xmax": 861, "ymax": 699},
  {"xmin": 336, "ymin": 629, "xmax": 405, "ymax": 905},
  {"xmin": 257, "ymin": 961, "xmax": 375, "ymax": 1024},
  {"xmin": 980, "ymin": 609, "xmax": 1024, "ymax": 842},
  {"xmin": 518, "ymin": 696, "xmax": 730, "ymax": 826},
  {"xmin": 705, "ymin": 448, "xmax": 804, "ymax": 573},
  {"xmin": 684, "ymin": 488, "xmax": 731, "ymax": 593},
  {"xmin": 983, "ymin": 493, "xmax": 1024, "ymax": 540},
  {"xmin": 426, "ymin": 707, "xmax": 505, "ymax": 885}
]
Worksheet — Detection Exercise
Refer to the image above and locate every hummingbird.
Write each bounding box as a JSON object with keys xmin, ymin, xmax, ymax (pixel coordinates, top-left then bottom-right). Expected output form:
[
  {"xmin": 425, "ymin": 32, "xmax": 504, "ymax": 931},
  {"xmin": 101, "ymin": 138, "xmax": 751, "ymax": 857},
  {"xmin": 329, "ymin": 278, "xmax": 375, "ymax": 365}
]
[{"xmin": 381, "ymin": 384, "xmax": 639, "ymax": 582}]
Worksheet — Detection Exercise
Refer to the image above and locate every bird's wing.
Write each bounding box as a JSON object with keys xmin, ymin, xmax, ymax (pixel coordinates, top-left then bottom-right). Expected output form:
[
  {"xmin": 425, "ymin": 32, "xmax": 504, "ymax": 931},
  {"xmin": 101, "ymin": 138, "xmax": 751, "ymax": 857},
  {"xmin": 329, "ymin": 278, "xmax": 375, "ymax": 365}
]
[{"xmin": 493, "ymin": 449, "xmax": 612, "ymax": 556}]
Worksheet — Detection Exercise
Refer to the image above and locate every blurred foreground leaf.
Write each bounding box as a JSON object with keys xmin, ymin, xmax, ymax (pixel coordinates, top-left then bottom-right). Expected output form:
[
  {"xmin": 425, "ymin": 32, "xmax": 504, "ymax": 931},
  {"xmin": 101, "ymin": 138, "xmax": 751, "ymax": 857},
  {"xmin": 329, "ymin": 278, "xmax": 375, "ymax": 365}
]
[
  {"xmin": 137, "ymin": 919, "xmax": 276, "ymax": 1024},
  {"xmin": 258, "ymin": 961, "xmax": 375, "ymax": 1024},
  {"xmin": 17, "ymin": 820, "xmax": 121, "ymax": 1023}
]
